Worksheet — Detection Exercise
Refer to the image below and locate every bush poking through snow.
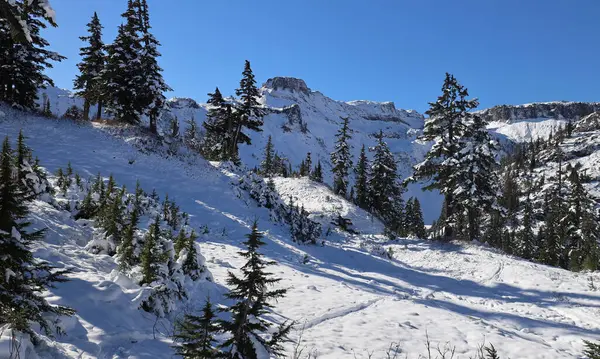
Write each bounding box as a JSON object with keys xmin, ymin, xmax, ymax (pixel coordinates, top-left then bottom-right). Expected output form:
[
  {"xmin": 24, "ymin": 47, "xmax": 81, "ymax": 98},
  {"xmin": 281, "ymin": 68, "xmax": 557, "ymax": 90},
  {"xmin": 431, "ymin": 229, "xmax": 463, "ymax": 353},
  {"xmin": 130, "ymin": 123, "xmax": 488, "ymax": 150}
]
[
  {"xmin": 0, "ymin": 135, "xmax": 75, "ymax": 341},
  {"xmin": 46, "ymin": 161, "xmax": 211, "ymax": 318},
  {"xmin": 238, "ymin": 172, "xmax": 322, "ymax": 244}
]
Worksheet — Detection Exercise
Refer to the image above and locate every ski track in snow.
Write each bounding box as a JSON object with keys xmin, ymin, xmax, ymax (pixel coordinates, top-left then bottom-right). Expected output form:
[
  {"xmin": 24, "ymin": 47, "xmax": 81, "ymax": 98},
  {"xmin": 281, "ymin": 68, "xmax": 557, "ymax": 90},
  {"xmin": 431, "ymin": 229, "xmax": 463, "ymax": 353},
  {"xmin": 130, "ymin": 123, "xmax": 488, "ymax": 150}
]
[{"xmin": 1, "ymin": 109, "xmax": 600, "ymax": 358}]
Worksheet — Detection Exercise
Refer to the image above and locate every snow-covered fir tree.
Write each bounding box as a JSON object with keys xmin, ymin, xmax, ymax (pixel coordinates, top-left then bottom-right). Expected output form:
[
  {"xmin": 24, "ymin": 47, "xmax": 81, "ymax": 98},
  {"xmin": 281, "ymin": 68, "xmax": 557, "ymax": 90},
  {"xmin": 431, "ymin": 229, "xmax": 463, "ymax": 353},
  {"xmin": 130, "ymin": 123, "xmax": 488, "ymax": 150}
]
[
  {"xmin": 409, "ymin": 73, "xmax": 478, "ymax": 240},
  {"xmin": 451, "ymin": 114, "xmax": 502, "ymax": 241},
  {"xmin": 0, "ymin": 136, "xmax": 74, "ymax": 338},
  {"xmin": 136, "ymin": 0, "xmax": 171, "ymax": 133},
  {"xmin": 74, "ymin": 12, "xmax": 105, "ymax": 121},
  {"xmin": 311, "ymin": 160, "xmax": 323, "ymax": 183},
  {"xmin": 331, "ymin": 117, "xmax": 353, "ymax": 197},
  {"xmin": 0, "ymin": 0, "xmax": 64, "ymax": 109},
  {"xmin": 354, "ymin": 144, "xmax": 370, "ymax": 209},
  {"xmin": 220, "ymin": 222, "xmax": 291, "ymax": 358},
  {"xmin": 230, "ymin": 60, "xmax": 265, "ymax": 161},
  {"xmin": 202, "ymin": 87, "xmax": 233, "ymax": 160},
  {"xmin": 260, "ymin": 135, "xmax": 275, "ymax": 177},
  {"xmin": 405, "ymin": 197, "xmax": 426, "ymax": 238},
  {"xmin": 183, "ymin": 117, "xmax": 201, "ymax": 152},
  {"xmin": 368, "ymin": 131, "xmax": 405, "ymax": 235},
  {"xmin": 102, "ymin": 0, "xmax": 144, "ymax": 124},
  {"xmin": 173, "ymin": 298, "xmax": 224, "ymax": 358}
]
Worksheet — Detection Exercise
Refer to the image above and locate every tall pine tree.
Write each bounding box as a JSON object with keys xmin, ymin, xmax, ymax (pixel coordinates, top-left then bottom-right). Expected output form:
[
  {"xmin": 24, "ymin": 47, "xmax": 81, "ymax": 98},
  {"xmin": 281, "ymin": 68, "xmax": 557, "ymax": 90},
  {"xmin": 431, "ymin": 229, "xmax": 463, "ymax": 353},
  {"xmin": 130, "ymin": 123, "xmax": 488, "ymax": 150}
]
[
  {"xmin": 102, "ymin": 0, "xmax": 144, "ymax": 124},
  {"xmin": 220, "ymin": 222, "xmax": 291, "ymax": 358},
  {"xmin": 368, "ymin": 131, "xmax": 405, "ymax": 234},
  {"xmin": 230, "ymin": 60, "xmax": 265, "ymax": 160},
  {"xmin": 451, "ymin": 114, "xmax": 502, "ymax": 241},
  {"xmin": 136, "ymin": 0, "xmax": 171, "ymax": 133},
  {"xmin": 409, "ymin": 73, "xmax": 478, "ymax": 240},
  {"xmin": 331, "ymin": 117, "xmax": 353, "ymax": 197},
  {"xmin": 0, "ymin": 0, "xmax": 64, "ymax": 109},
  {"xmin": 74, "ymin": 12, "xmax": 105, "ymax": 121},
  {"xmin": 354, "ymin": 144, "xmax": 369, "ymax": 209}
]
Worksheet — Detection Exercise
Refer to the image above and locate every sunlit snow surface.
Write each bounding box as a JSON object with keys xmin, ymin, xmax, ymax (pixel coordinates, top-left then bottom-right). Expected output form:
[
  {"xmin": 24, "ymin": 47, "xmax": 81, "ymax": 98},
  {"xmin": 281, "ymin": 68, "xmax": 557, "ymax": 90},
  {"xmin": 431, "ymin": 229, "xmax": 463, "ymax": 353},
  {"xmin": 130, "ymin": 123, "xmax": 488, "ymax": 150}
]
[{"xmin": 0, "ymin": 106, "xmax": 599, "ymax": 358}]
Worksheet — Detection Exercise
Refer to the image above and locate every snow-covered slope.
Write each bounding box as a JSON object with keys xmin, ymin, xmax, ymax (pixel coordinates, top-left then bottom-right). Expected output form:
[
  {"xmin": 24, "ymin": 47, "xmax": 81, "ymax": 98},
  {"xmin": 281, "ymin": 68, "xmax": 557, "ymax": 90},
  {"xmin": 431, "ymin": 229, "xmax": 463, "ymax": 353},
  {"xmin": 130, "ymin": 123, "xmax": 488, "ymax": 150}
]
[
  {"xmin": 37, "ymin": 80, "xmax": 442, "ymax": 222},
  {"xmin": 1, "ymin": 106, "xmax": 599, "ymax": 359}
]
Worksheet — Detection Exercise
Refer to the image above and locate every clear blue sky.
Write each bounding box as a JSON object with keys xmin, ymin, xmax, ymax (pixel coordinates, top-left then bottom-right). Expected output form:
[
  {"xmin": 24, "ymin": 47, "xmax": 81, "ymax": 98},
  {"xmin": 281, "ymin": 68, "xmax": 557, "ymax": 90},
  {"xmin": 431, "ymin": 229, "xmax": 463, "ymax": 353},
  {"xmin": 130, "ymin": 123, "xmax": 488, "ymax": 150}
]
[{"xmin": 43, "ymin": 0, "xmax": 600, "ymax": 113}]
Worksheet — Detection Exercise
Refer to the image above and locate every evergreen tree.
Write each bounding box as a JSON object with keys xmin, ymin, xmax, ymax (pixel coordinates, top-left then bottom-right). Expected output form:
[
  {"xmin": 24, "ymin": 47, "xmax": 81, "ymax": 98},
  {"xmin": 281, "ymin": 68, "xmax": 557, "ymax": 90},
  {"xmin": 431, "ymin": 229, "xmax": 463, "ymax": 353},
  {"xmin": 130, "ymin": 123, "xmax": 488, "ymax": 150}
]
[
  {"xmin": 102, "ymin": 0, "xmax": 144, "ymax": 124},
  {"xmin": 140, "ymin": 215, "xmax": 166, "ymax": 285},
  {"xmin": 354, "ymin": 144, "xmax": 369, "ymax": 209},
  {"xmin": 368, "ymin": 131, "xmax": 405, "ymax": 234},
  {"xmin": 405, "ymin": 197, "xmax": 426, "ymax": 238},
  {"xmin": 0, "ymin": 136, "xmax": 74, "ymax": 336},
  {"xmin": 181, "ymin": 230, "xmax": 203, "ymax": 279},
  {"xmin": 303, "ymin": 152, "xmax": 312, "ymax": 177},
  {"xmin": 451, "ymin": 114, "xmax": 502, "ymax": 241},
  {"xmin": 230, "ymin": 60, "xmax": 265, "ymax": 159},
  {"xmin": 517, "ymin": 178, "xmax": 536, "ymax": 260},
  {"xmin": 0, "ymin": 0, "xmax": 65, "ymax": 109},
  {"xmin": 173, "ymin": 298, "xmax": 224, "ymax": 358},
  {"xmin": 311, "ymin": 160, "xmax": 323, "ymax": 183},
  {"xmin": 74, "ymin": 12, "xmax": 105, "ymax": 121},
  {"xmin": 584, "ymin": 341, "xmax": 600, "ymax": 359},
  {"xmin": 183, "ymin": 117, "xmax": 201, "ymax": 152},
  {"xmin": 331, "ymin": 117, "xmax": 353, "ymax": 197},
  {"xmin": 220, "ymin": 222, "xmax": 291, "ymax": 358},
  {"xmin": 565, "ymin": 164, "xmax": 600, "ymax": 270},
  {"xmin": 260, "ymin": 135, "xmax": 275, "ymax": 177},
  {"xmin": 136, "ymin": 0, "xmax": 171, "ymax": 133},
  {"xmin": 118, "ymin": 181, "xmax": 143, "ymax": 270},
  {"xmin": 409, "ymin": 73, "xmax": 478, "ymax": 240},
  {"xmin": 202, "ymin": 87, "xmax": 232, "ymax": 160}
]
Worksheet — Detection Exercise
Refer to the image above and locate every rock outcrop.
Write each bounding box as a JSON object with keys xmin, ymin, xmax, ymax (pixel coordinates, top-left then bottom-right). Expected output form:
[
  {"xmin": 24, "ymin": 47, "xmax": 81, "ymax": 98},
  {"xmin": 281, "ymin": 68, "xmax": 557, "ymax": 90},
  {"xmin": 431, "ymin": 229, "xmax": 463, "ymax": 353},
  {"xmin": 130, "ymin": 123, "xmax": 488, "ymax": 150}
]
[{"xmin": 477, "ymin": 102, "xmax": 600, "ymax": 123}]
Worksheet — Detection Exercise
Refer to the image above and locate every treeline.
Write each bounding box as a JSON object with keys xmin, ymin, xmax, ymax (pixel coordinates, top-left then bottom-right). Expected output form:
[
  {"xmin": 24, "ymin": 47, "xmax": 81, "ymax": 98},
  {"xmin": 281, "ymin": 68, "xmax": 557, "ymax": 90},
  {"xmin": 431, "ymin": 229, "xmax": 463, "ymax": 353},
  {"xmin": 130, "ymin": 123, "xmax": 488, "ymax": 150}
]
[
  {"xmin": 257, "ymin": 117, "xmax": 426, "ymax": 240},
  {"xmin": 490, "ymin": 124, "xmax": 600, "ymax": 271},
  {"xmin": 410, "ymin": 73, "xmax": 600, "ymax": 271}
]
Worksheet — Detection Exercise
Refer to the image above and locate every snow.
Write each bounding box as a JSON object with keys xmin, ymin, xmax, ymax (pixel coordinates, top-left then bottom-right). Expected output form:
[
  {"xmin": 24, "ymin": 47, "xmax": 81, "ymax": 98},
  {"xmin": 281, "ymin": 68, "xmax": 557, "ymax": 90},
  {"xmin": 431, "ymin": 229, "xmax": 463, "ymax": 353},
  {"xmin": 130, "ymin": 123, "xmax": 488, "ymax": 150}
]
[
  {"xmin": 487, "ymin": 118, "xmax": 567, "ymax": 142},
  {"xmin": 1, "ymin": 105, "xmax": 600, "ymax": 358}
]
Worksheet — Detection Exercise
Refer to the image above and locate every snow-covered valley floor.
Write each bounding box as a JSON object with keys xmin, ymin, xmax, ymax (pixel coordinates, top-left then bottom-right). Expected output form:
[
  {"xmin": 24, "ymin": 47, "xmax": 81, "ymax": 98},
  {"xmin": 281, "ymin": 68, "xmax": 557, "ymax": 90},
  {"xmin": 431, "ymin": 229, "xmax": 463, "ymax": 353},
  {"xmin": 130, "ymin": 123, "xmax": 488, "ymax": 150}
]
[{"xmin": 1, "ymin": 109, "xmax": 599, "ymax": 359}]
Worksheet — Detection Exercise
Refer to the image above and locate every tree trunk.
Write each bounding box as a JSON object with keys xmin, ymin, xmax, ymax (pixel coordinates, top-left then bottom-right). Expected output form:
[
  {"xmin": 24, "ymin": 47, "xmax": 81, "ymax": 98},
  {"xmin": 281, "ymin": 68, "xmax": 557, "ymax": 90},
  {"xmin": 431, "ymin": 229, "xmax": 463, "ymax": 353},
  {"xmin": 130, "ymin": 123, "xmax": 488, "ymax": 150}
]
[
  {"xmin": 96, "ymin": 100, "xmax": 103, "ymax": 121},
  {"xmin": 444, "ymin": 193, "xmax": 453, "ymax": 240},
  {"xmin": 149, "ymin": 115, "xmax": 157, "ymax": 134},
  {"xmin": 83, "ymin": 99, "xmax": 90, "ymax": 121}
]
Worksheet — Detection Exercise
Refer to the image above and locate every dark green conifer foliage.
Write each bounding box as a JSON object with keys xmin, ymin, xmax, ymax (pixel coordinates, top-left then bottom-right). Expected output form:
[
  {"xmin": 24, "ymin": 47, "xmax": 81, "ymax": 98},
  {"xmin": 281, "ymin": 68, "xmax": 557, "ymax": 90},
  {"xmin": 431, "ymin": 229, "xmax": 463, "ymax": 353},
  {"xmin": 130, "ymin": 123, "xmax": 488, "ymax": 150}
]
[
  {"xmin": 173, "ymin": 298, "xmax": 224, "ymax": 358},
  {"xmin": 354, "ymin": 144, "xmax": 369, "ymax": 209},
  {"xmin": 311, "ymin": 160, "xmax": 323, "ymax": 183},
  {"xmin": 74, "ymin": 12, "xmax": 105, "ymax": 121},
  {"xmin": 202, "ymin": 87, "xmax": 232, "ymax": 160},
  {"xmin": 331, "ymin": 117, "xmax": 353, "ymax": 197},
  {"xmin": 182, "ymin": 230, "xmax": 201, "ymax": 279},
  {"xmin": 231, "ymin": 60, "xmax": 265, "ymax": 158},
  {"xmin": 260, "ymin": 135, "xmax": 275, "ymax": 177},
  {"xmin": 368, "ymin": 131, "xmax": 405, "ymax": 234},
  {"xmin": 118, "ymin": 181, "xmax": 143, "ymax": 270},
  {"xmin": 140, "ymin": 215, "xmax": 165, "ymax": 285},
  {"xmin": 220, "ymin": 222, "xmax": 291, "ymax": 358},
  {"xmin": 0, "ymin": 136, "xmax": 74, "ymax": 336},
  {"xmin": 584, "ymin": 340, "xmax": 600, "ymax": 359},
  {"xmin": 409, "ymin": 73, "xmax": 478, "ymax": 240},
  {"xmin": 0, "ymin": 0, "xmax": 65, "ymax": 109},
  {"xmin": 136, "ymin": 0, "xmax": 171, "ymax": 133},
  {"xmin": 102, "ymin": 0, "xmax": 144, "ymax": 124}
]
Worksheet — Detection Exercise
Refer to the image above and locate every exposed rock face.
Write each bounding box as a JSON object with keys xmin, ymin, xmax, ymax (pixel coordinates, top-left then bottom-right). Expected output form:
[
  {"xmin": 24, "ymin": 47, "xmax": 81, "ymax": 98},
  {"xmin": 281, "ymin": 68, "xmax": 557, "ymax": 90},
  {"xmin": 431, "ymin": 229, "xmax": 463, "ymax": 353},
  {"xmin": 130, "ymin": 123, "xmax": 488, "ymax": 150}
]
[
  {"xmin": 477, "ymin": 102, "xmax": 600, "ymax": 123},
  {"xmin": 575, "ymin": 111, "xmax": 600, "ymax": 133},
  {"xmin": 167, "ymin": 97, "xmax": 201, "ymax": 109},
  {"xmin": 263, "ymin": 77, "xmax": 311, "ymax": 94}
]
